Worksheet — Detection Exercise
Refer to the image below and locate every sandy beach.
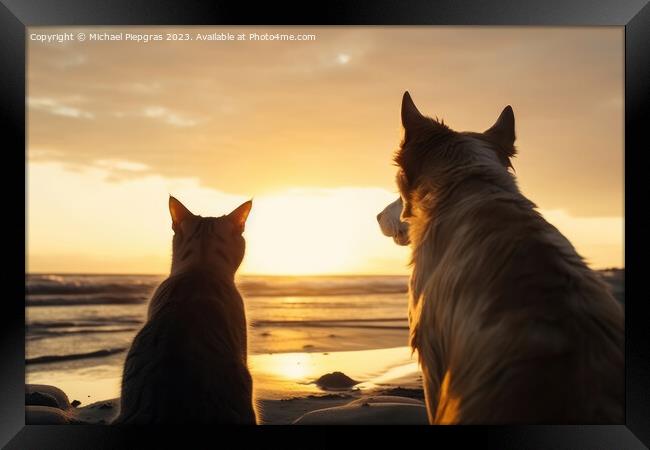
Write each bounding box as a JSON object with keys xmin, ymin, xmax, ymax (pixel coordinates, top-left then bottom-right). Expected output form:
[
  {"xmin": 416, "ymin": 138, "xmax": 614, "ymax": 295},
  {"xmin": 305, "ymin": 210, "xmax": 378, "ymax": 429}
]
[
  {"xmin": 26, "ymin": 346, "xmax": 427, "ymax": 425},
  {"xmin": 26, "ymin": 274, "xmax": 429, "ymax": 424},
  {"xmin": 25, "ymin": 270, "xmax": 623, "ymax": 425}
]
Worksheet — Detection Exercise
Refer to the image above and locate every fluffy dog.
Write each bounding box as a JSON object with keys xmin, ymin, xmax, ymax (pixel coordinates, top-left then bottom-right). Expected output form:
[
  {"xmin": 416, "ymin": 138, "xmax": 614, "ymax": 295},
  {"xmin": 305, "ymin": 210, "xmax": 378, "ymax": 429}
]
[{"xmin": 377, "ymin": 92, "xmax": 624, "ymax": 424}]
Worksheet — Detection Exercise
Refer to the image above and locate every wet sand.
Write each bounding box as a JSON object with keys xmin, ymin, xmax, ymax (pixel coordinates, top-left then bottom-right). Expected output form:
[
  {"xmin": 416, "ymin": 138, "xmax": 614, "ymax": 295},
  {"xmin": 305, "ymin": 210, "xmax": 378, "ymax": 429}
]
[{"xmin": 26, "ymin": 346, "xmax": 427, "ymax": 425}]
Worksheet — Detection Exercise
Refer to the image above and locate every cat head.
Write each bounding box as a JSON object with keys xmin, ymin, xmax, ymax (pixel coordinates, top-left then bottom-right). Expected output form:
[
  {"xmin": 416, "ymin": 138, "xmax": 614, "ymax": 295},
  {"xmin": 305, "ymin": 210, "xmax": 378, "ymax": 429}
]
[{"xmin": 168, "ymin": 196, "xmax": 252, "ymax": 276}]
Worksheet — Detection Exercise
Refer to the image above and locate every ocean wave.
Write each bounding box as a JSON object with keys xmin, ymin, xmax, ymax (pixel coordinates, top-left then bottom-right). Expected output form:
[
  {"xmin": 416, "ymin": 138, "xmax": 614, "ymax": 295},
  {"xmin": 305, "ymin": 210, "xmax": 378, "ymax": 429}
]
[
  {"xmin": 28, "ymin": 318, "xmax": 143, "ymax": 329},
  {"xmin": 26, "ymin": 348, "xmax": 127, "ymax": 365},
  {"xmin": 26, "ymin": 294, "xmax": 149, "ymax": 307},
  {"xmin": 251, "ymin": 318, "xmax": 408, "ymax": 330},
  {"xmin": 27, "ymin": 283, "xmax": 158, "ymax": 296},
  {"xmin": 27, "ymin": 327, "xmax": 139, "ymax": 340},
  {"xmin": 27, "ymin": 274, "xmax": 161, "ymax": 295},
  {"xmin": 27, "ymin": 317, "xmax": 142, "ymax": 339},
  {"xmin": 26, "ymin": 274, "xmax": 409, "ymax": 301},
  {"xmin": 239, "ymin": 277, "xmax": 408, "ymax": 297}
]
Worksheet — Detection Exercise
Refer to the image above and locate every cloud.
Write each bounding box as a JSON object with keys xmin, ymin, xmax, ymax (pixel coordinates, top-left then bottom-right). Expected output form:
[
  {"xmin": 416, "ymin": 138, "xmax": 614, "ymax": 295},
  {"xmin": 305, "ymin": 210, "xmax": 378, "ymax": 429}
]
[
  {"xmin": 142, "ymin": 106, "xmax": 200, "ymax": 127},
  {"xmin": 27, "ymin": 27, "xmax": 623, "ymax": 217},
  {"xmin": 28, "ymin": 147, "xmax": 64, "ymax": 160},
  {"xmin": 113, "ymin": 106, "xmax": 203, "ymax": 127},
  {"xmin": 56, "ymin": 53, "xmax": 87, "ymax": 69},
  {"xmin": 28, "ymin": 97, "xmax": 94, "ymax": 119}
]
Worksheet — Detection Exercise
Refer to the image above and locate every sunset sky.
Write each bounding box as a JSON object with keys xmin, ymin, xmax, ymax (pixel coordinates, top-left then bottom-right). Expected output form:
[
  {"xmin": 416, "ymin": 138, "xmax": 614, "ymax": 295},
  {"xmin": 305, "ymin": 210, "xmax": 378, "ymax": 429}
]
[{"xmin": 27, "ymin": 27, "xmax": 624, "ymax": 275}]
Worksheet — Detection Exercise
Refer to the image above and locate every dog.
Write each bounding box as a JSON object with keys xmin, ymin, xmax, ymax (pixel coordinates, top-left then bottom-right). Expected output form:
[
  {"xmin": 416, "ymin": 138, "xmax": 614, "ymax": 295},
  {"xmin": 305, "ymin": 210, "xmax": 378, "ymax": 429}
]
[{"xmin": 377, "ymin": 92, "xmax": 624, "ymax": 424}]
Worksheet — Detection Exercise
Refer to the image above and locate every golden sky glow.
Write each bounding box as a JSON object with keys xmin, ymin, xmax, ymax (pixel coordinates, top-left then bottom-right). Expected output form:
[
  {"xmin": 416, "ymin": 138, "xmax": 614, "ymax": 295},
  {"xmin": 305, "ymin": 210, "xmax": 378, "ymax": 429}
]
[{"xmin": 27, "ymin": 27, "xmax": 624, "ymax": 274}]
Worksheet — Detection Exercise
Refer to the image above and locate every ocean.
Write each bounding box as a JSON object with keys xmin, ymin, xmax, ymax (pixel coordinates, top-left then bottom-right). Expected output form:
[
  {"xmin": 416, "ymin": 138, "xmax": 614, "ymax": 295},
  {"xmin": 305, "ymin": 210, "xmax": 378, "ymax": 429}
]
[
  {"xmin": 25, "ymin": 270, "xmax": 624, "ymax": 401},
  {"xmin": 26, "ymin": 274, "xmax": 412, "ymax": 371}
]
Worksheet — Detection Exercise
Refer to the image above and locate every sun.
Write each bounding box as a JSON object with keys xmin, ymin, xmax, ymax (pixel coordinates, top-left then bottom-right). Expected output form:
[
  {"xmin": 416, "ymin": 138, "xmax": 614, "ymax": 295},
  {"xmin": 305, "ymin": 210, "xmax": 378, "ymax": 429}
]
[{"xmin": 240, "ymin": 188, "xmax": 407, "ymax": 276}]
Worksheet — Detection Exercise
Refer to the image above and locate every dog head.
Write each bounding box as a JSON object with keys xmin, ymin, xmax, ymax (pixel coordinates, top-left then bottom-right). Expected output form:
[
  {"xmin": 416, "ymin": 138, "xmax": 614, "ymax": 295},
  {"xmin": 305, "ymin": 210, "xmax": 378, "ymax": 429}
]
[
  {"xmin": 376, "ymin": 197, "xmax": 410, "ymax": 246},
  {"xmin": 392, "ymin": 91, "xmax": 517, "ymax": 227}
]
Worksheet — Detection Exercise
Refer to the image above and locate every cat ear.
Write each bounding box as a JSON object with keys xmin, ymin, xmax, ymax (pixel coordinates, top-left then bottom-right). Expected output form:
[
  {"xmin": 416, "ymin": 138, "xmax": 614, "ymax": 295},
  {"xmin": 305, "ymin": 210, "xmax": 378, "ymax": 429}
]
[
  {"xmin": 169, "ymin": 196, "xmax": 194, "ymax": 230},
  {"xmin": 228, "ymin": 200, "xmax": 253, "ymax": 234}
]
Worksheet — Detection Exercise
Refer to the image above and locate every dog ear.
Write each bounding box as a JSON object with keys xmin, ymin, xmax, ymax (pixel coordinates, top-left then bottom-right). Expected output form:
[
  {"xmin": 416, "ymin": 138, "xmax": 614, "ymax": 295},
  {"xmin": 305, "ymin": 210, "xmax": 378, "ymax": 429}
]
[
  {"xmin": 228, "ymin": 200, "xmax": 253, "ymax": 234},
  {"xmin": 401, "ymin": 91, "xmax": 431, "ymax": 141},
  {"xmin": 485, "ymin": 106, "xmax": 516, "ymax": 152},
  {"xmin": 169, "ymin": 195, "xmax": 194, "ymax": 231}
]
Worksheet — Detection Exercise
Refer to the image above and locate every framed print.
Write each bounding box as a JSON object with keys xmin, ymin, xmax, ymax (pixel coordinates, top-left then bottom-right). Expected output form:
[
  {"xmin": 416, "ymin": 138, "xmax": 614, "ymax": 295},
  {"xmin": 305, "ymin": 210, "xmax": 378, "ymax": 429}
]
[{"xmin": 1, "ymin": 0, "xmax": 649, "ymax": 448}]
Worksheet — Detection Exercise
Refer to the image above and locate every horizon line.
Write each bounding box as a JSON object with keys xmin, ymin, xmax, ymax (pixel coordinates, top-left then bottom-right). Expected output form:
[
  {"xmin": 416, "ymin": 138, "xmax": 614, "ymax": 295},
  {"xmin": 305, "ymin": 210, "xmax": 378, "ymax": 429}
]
[{"xmin": 26, "ymin": 267, "xmax": 625, "ymax": 277}]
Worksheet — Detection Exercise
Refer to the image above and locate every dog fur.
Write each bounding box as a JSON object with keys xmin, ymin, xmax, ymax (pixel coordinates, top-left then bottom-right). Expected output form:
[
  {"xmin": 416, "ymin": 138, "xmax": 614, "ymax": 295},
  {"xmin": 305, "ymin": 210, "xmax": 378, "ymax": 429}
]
[{"xmin": 380, "ymin": 92, "xmax": 624, "ymax": 424}]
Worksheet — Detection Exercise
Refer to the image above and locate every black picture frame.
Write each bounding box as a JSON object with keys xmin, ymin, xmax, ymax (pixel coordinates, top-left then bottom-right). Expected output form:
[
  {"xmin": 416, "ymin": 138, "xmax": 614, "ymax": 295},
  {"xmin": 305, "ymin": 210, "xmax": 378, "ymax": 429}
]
[{"xmin": 2, "ymin": 1, "xmax": 648, "ymax": 448}]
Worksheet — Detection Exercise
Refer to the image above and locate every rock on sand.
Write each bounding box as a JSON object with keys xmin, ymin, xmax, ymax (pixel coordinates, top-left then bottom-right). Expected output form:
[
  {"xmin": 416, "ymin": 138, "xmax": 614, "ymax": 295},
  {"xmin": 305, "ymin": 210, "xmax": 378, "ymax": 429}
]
[
  {"xmin": 25, "ymin": 384, "xmax": 75, "ymax": 424},
  {"xmin": 314, "ymin": 371, "xmax": 360, "ymax": 389}
]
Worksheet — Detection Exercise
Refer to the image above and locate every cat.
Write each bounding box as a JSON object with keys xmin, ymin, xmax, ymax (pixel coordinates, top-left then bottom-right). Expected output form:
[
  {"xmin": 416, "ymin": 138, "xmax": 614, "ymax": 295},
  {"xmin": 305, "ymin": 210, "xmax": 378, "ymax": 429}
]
[{"xmin": 112, "ymin": 196, "xmax": 257, "ymax": 424}]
